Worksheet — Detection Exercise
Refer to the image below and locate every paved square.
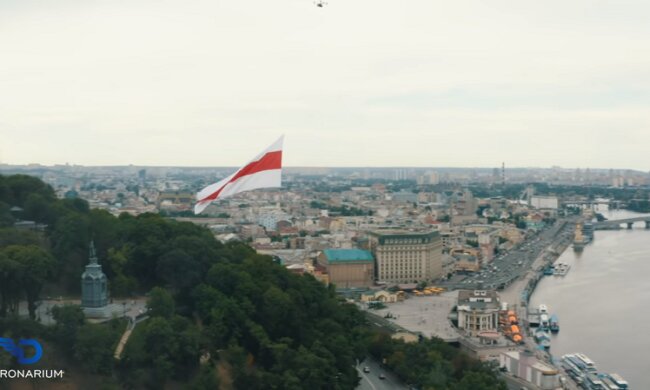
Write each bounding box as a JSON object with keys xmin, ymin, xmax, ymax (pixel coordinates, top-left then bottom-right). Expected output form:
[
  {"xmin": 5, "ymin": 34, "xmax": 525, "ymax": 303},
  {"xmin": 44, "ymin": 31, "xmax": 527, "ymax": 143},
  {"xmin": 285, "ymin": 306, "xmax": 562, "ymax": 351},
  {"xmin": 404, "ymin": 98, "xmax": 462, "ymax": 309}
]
[{"xmin": 371, "ymin": 291, "xmax": 460, "ymax": 342}]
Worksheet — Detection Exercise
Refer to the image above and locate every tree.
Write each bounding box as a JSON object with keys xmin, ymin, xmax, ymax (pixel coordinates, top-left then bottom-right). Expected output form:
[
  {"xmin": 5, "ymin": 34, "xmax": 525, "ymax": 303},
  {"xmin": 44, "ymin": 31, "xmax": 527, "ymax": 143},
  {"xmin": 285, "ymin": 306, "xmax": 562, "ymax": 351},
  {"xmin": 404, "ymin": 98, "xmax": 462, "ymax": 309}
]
[
  {"xmin": 51, "ymin": 304, "xmax": 86, "ymax": 355},
  {"xmin": 106, "ymin": 248, "xmax": 138, "ymax": 296},
  {"xmin": 2, "ymin": 245, "xmax": 57, "ymax": 319},
  {"xmin": 0, "ymin": 201, "xmax": 14, "ymax": 227},
  {"xmin": 0, "ymin": 228, "xmax": 43, "ymax": 247},
  {"xmin": 142, "ymin": 317, "xmax": 177, "ymax": 385},
  {"xmin": 456, "ymin": 371, "xmax": 508, "ymax": 390},
  {"xmin": 189, "ymin": 365, "xmax": 220, "ymax": 390},
  {"xmin": 147, "ymin": 287, "xmax": 175, "ymax": 318},
  {"xmin": 1, "ymin": 174, "xmax": 55, "ymax": 207},
  {"xmin": 50, "ymin": 213, "xmax": 91, "ymax": 292},
  {"xmin": 156, "ymin": 249, "xmax": 200, "ymax": 293},
  {"xmin": 0, "ymin": 252, "xmax": 22, "ymax": 316},
  {"xmin": 23, "ymin": 193, "xmax": 53, "ymax": 223},
  {"xmin": 74, "ymin": 323, "xmax": 119, "ymax": 375}
]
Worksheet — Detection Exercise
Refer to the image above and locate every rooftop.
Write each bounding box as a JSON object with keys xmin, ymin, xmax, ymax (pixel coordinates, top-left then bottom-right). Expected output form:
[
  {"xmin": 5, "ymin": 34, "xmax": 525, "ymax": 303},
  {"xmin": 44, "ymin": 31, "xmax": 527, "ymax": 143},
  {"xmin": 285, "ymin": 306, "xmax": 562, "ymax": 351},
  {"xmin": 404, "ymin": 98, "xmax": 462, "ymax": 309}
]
[
  {"xmin": 322, "ymin": 249, "xmax": 373, "ymax": 263},
  {"xmin": 370, "ymin": 229, "xmax": 439, "ymax": 237},
  {"xmin": 369, "ymin": 230, "xmax": 440, "ymax": 244}
]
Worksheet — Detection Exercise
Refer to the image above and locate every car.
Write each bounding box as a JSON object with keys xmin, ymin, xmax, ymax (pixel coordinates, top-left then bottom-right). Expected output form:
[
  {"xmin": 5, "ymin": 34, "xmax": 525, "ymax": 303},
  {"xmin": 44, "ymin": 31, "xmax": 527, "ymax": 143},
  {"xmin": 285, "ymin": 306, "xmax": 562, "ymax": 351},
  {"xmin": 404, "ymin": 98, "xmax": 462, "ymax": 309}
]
[
  {"xmin": 363, "ymin": 366, "xmax": 370, "ymax": 373},
  {"xmin": 379, "ymin": 373, "xmax": 386, "ymax": 380}
]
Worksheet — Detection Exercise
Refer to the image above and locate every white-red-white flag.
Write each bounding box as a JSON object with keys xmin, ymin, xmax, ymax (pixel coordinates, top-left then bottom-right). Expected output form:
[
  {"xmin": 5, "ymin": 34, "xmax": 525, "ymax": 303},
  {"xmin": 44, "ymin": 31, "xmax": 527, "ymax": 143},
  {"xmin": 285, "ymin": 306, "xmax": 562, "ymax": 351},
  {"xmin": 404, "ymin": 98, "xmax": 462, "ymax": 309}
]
[{"xmin": 194, "ymin": 136, "xmax": 284, "ymax": 214}]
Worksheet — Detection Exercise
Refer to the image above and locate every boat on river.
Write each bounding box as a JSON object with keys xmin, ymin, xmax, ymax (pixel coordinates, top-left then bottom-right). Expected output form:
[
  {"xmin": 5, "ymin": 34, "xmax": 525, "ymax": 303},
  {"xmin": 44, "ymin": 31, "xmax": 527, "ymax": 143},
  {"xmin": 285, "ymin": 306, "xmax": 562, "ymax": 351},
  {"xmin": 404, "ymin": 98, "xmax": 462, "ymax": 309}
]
[
  {"xmin": 535, "ymin": 328, "xmax": 551, "ymax": 349},
  {"xmin": 553, "ymin": 262, "xmax": 571, "ymax": 276},
  {"xmin": 550, "ymin": 314, "xmax": 559, "ymax": 333}
]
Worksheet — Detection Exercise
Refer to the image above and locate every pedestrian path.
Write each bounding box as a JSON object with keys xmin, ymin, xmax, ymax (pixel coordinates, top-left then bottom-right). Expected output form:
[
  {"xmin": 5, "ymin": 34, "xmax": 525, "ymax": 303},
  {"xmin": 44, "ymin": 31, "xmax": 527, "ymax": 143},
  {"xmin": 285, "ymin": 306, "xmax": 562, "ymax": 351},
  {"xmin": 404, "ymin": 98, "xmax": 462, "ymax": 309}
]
[{"xmin": 114, "ymin": 316, "xmax": 149, "ymax": 360}]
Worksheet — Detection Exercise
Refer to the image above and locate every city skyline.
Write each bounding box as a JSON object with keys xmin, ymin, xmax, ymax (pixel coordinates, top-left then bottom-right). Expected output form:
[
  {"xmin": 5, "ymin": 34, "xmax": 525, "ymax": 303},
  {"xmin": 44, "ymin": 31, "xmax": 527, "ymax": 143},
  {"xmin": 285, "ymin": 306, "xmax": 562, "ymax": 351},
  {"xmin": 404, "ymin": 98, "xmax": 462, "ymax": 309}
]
[
  {"xmin": 2, "ymin": 0, "xmax": 650, "ymax": 169},
  {"xmin": 2, "ymin": 161, "xmax": 648, "ymax": 173}
]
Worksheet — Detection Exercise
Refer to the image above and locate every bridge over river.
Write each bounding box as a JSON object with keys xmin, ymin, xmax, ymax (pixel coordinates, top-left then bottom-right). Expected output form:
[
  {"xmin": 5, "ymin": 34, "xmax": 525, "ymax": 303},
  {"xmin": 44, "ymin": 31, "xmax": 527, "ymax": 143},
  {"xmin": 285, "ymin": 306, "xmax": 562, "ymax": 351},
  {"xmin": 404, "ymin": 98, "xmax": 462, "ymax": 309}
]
[{"xmin": 593, "ymin": 216, "xmax": 650, "ymax": 229}]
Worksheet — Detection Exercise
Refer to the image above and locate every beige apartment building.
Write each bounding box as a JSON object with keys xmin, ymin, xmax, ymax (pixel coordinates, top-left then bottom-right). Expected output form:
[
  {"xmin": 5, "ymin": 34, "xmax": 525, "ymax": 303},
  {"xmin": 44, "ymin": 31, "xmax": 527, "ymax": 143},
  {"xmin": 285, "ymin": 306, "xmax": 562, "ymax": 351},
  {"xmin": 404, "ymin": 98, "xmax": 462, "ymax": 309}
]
[{"xmin": 369, "ymin": 230, "xmax": 443, "ymax": 284}]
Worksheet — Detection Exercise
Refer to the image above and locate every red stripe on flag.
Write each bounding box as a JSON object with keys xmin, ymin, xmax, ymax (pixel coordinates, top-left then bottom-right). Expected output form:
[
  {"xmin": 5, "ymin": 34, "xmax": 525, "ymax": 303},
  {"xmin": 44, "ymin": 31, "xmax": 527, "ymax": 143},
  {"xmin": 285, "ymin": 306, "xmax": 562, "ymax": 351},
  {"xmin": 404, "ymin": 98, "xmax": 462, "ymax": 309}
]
[{"xmin": 198, "ymin": 150, "xmax": 282, "ymax": 203}]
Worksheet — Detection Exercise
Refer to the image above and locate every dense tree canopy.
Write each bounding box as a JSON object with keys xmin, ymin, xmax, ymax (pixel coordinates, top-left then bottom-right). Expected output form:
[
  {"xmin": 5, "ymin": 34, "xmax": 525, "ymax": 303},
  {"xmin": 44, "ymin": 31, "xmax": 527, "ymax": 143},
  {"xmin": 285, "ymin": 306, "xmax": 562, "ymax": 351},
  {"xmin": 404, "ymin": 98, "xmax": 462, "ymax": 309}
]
[{"xmin": 368, "ymin": 332, "xmax": 507, "ymax": 390}]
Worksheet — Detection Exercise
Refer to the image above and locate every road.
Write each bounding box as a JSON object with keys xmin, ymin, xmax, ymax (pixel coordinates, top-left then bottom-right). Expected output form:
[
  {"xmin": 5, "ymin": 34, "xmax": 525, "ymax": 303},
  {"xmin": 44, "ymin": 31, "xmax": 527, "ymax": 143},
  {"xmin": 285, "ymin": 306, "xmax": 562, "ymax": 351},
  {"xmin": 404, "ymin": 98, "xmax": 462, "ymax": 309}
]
[
  {"xmin": 440, "ymin": 218, "xmax": 575, "ymax": 292},
  {"xmin": 356, "ymin": 356, "xmax": 409, "ymax": 390}
]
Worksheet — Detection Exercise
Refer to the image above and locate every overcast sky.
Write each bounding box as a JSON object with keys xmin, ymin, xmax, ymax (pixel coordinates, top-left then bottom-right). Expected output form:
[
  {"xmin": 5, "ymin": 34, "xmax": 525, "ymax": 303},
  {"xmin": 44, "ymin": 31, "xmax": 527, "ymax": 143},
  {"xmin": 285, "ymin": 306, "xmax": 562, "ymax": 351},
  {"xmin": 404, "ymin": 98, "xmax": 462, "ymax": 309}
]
[{"xmin": 1, "ymin": 0, "xmax": 649, "ymax": 169}]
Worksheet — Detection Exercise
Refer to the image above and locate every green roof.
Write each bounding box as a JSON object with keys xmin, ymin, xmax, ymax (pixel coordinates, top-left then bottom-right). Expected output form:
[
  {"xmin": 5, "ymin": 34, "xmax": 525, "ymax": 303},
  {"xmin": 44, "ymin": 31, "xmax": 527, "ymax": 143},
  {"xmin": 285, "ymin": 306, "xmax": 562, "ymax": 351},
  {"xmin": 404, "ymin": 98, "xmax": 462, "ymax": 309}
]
[{"xmin": 323, "ymin": 249, "xmax": 373, "ymax": 263}]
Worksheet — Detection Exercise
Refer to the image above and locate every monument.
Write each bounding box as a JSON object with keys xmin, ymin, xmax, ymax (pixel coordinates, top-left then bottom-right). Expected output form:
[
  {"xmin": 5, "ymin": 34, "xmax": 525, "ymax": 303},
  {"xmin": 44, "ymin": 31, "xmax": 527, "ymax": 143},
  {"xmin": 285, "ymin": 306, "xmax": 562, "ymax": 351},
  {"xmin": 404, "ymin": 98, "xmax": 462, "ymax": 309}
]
[{"xmin": 81, "ymin": 241, "xmax": 121, "ymax": 318}]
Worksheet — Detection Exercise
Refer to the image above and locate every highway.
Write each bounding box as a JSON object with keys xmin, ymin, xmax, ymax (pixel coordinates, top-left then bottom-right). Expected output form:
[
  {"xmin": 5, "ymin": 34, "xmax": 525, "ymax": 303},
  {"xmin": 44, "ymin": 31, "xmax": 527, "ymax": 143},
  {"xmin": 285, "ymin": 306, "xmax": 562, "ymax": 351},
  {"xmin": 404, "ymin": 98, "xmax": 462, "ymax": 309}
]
[
  {"xmin": 440, "ymin": 218, "xmax": 575, "ymax": 292},
  {"xmin": 355, "ymin": 356, "xmax": 409, "ymax": 390}
]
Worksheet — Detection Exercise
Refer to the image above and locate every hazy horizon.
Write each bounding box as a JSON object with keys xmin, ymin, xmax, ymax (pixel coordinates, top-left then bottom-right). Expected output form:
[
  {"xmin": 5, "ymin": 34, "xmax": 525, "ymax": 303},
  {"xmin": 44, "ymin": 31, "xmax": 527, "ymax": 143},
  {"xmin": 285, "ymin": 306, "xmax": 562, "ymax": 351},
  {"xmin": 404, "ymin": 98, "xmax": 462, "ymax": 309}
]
[{"xmin": 1, "ymin": 162, "xmax": 645, "ymax": 173}]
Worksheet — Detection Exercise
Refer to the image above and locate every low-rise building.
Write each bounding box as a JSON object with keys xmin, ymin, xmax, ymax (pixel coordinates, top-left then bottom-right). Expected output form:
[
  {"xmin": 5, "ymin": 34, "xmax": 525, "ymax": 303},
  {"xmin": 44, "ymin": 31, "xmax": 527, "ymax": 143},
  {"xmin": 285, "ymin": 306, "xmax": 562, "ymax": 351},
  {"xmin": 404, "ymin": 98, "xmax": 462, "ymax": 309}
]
[
  {"xmin": 360, "ymin": 290, "xmax": 405, "ymax": 303},
  {"xmin": 530, "ymin": 195, "xmax": 558, "ymax": 210},
  {"xmin": 453, "ymin": 253, "xmax": 480, "ymax": 272},
  {"xmin": 500, "ymin": 350, "xmax": 561, "ymax": 390},
  {"xmin": 456, "ymin": 289, "xmax": 500, "ymax": 336},
  {"xmin": 525, "ymin": 214, "xmax": 546, "ymax": 231},
  {"xmin": 317, "ymin": 249, "xmax": 374, "ymax": 288},
  {"xmin": 157, "ymin": 190, "xmax": 193, "ymax": 210}
]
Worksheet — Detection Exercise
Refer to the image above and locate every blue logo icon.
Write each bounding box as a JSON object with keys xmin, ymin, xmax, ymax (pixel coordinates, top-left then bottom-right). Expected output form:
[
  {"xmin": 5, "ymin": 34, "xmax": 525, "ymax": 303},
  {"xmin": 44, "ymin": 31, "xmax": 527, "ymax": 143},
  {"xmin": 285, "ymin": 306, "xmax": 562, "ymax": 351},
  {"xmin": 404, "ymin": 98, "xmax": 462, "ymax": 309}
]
[{"xmin": 0, "ymin": 338, "xmax": 43, "ymax": 364}]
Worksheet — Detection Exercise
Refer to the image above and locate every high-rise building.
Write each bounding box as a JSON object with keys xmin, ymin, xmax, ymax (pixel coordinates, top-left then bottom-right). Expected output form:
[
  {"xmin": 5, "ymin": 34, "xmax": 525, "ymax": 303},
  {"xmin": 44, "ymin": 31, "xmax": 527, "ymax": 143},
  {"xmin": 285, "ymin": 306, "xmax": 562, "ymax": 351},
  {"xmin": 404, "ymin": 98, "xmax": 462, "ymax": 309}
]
[{"xmin": 369, "ymin": 230, "xmax": 443, "ymax": 284}]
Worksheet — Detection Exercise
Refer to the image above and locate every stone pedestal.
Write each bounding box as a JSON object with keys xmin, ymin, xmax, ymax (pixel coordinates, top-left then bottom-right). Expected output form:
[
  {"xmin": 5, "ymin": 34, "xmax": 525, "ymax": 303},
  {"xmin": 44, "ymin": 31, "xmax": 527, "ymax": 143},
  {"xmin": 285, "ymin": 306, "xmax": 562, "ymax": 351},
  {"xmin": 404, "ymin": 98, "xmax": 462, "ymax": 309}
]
[{"xmin": 83, "ymin": 303, "xmax": 125, "ymax": 319}]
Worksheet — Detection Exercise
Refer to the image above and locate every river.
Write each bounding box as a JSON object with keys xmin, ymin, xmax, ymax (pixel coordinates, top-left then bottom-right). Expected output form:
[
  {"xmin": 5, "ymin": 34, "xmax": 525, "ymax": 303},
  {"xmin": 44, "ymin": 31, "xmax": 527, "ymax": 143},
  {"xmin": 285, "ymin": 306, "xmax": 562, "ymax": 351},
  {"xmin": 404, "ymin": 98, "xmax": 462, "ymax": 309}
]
[{"xmin": 530, "ymin": 208, "xmax": 650, "ymax": 388}]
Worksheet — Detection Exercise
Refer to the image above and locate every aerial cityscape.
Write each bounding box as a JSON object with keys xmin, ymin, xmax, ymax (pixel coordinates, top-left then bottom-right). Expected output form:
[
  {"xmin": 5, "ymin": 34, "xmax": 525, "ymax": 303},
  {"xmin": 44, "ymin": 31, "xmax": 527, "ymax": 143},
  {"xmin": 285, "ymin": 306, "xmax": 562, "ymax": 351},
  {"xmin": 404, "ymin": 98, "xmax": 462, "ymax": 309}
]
[
  {"xmin": 2, "ymin": 1, "xmax": 650, "ymax": 389},
  {"xmin": 1, "ymin": 161, "xmax": 648, "ymax": 389}
]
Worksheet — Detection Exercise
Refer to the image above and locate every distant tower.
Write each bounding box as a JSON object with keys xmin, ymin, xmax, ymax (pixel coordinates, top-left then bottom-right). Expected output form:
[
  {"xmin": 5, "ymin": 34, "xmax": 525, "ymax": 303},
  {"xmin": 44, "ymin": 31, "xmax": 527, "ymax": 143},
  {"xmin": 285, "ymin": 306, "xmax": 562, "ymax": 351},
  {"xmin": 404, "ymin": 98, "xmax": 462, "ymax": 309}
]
[
  {"xmin": 81, "ymin": 241, "xmax": 108, "ymax": 310},
  {"xmin": 525, "ymin": 185, "xmax": 535, "ymax": 205},
  {"xmin": 501, "ymin": 162, "xmax": 506, "ymax": 187}
]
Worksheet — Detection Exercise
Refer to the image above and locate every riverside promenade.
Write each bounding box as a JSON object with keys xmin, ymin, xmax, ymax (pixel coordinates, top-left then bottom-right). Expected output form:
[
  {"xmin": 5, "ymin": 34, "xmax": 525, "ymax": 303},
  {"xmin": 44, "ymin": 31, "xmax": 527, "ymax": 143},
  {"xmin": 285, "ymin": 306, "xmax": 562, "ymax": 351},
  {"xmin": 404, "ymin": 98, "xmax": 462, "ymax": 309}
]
[{"xmin": 499, "ymin": 221, "xmax": 579, "ymax": 390}]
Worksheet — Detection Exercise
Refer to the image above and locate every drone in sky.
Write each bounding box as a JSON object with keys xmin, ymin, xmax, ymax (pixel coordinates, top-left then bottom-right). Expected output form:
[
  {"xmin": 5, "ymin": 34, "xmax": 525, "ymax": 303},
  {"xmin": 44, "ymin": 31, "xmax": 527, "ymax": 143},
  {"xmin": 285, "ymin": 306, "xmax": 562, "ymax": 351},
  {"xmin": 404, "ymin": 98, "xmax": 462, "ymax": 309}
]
[{"xmin": 314, "ymin": 0, "xmax": 327, "ymax": 7}]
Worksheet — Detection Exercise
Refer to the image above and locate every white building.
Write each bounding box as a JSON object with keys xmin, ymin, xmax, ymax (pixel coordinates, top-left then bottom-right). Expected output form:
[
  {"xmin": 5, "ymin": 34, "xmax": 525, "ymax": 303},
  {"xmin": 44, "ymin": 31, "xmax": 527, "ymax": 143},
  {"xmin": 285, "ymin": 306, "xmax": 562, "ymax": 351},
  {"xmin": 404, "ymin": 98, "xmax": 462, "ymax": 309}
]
[
  {"xmin": 530, "ymin": 196, "xmax": 558, "ymax": 210},
  {"xmin": 456, "ymin": 290, "xmax": 500, "ymax": 336},
  {"xmin": 257, "ymin": 208, "xmax": 291, "ymax": 230},
  {"xmin": 500, "ymin": 350, "xmax": 561, "ymax": 390}
]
